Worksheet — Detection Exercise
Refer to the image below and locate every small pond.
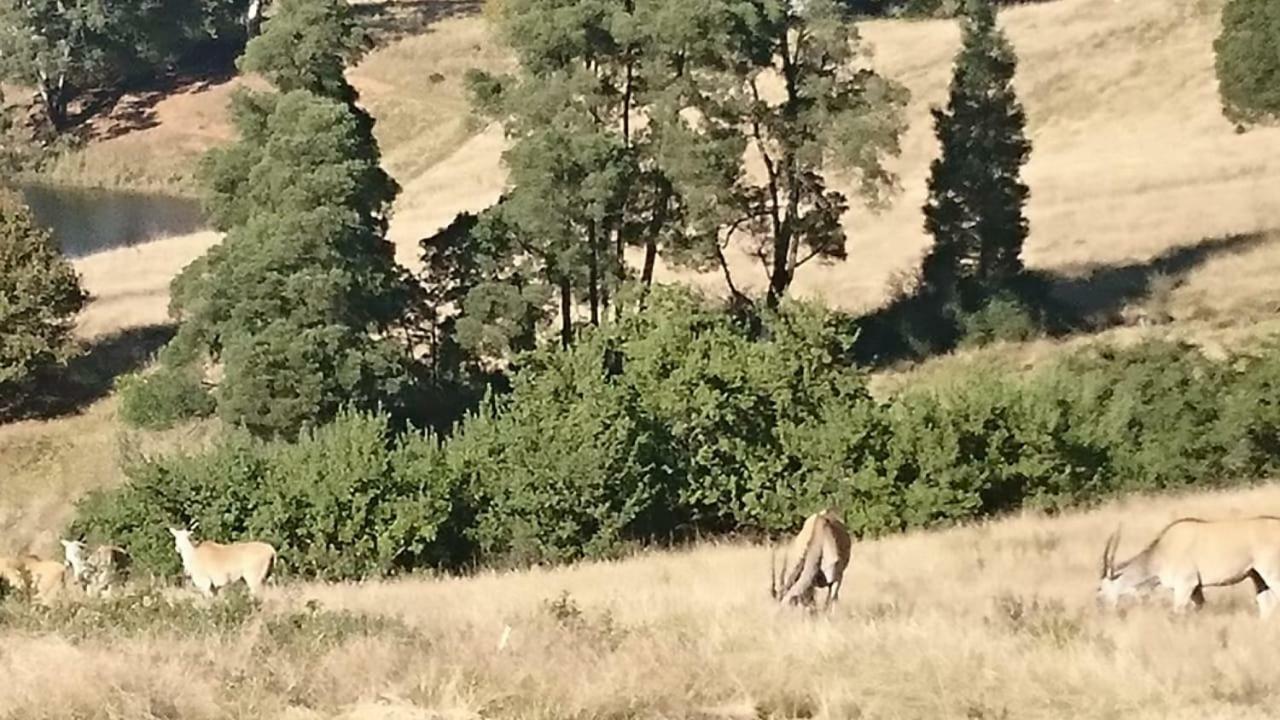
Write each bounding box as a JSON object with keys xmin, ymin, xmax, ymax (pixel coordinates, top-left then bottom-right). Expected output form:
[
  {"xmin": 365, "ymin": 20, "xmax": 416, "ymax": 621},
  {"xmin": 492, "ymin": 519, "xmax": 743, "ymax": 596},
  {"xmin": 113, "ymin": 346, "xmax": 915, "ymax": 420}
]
[{"xmin": 20, "ymin": 183, "xmax": 208, "ymax": 259}]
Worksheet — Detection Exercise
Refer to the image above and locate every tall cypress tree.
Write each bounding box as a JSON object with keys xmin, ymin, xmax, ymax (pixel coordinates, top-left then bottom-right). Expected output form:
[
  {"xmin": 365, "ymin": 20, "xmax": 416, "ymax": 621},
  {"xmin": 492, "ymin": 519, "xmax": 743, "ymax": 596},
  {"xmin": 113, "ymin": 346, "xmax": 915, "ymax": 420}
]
[{"xmin": 920, "ymin": 0, "xmax": 1030, "ymax": 308}]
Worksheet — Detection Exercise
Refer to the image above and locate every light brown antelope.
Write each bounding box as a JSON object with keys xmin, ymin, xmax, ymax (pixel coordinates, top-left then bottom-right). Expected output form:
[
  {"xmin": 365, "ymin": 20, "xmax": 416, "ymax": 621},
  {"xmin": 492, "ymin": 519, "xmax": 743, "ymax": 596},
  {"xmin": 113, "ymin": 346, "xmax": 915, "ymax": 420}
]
[
  {"xmin": 771, "ymin": 509, "xmax": 852, "ymax": 611},
  {"xmin": 0, "ymin": 554, "xmax": 67, "ymax": 603},
  {"xmin": 1098, "ymin": 517, "xmax": 1280, "ymax": 616},
  {"xmin": 168, "ymin": 528, "xmax": 277, "ymax": 598},
  {"xmin": 61, "ymin": 539, "xmax": 131, "ymax": 596}
]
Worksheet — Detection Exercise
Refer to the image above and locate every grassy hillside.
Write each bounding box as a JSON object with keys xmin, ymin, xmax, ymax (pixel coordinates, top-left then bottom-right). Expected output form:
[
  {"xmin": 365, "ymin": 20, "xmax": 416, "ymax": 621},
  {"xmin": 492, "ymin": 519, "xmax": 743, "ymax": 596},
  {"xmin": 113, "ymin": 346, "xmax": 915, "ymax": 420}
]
[
  {"xmin": 4, "ymin": 0, "xmax": 1280, "ymax": 559},
  {"xmin": 48, "ymin": 0, "xmax": 1280, "ymax": 344},
  {"xmin": 5, "ymin": 483, "xmax": 1280, "ymax": 719}
]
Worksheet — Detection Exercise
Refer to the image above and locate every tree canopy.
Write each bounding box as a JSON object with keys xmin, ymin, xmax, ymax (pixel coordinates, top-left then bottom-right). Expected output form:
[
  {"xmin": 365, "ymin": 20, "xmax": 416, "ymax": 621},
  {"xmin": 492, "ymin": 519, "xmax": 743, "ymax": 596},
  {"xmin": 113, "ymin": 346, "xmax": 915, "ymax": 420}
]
[
  {"xmin": 1215, "ymin": 0, "xmax": 1280, "ymax": 126},
  {"xmin": 0, "ymin": 189, "xmax": 87, "ymax": 395}
]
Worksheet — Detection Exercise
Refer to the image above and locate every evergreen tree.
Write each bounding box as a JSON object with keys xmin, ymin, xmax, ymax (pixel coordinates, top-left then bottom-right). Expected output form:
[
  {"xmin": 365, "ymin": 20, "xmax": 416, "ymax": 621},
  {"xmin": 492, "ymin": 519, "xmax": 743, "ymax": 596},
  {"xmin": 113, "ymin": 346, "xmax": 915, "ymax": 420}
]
[
  {"xmin": 1215, "ymin": 0, "xmax": 1280, "ymax": 126},
  {"xmin": 920, "ymin": 0, "xmax": 1030, "ymax": 307},
  {"xmin": 139, "ymin": 0, "xmax": 418, "ymax": 438},
  {"xmin": 0, "ymin": 190, "xmax": 87, "ymax": 396}
]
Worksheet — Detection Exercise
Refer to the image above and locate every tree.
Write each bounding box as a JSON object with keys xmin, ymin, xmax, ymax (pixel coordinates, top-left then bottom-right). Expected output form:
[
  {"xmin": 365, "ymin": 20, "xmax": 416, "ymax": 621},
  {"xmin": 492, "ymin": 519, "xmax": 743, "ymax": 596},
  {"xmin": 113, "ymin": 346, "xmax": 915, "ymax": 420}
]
[
  {"xmin": 0, "ymin": 0, "xmax": 115, "ymax": 130},
  {"xmin": 465, "ymin": 0, "xmax": 907, "ymax": 341},
  {"xmin": 0, "ymin": 0, "xmax": 260, "ymax": 132},
  {"xmin": 1215, "ymin": 0, "xmax": 1280, "ymax": 126},
  {"xmin": 0, "ymin": 190, "xmax": 87, "ymax": 395},
  {"xmin": 920, "ymin": 0, "xmax": 1030, "ymax": 307},
  {"xmin": 650, "ymin": 0, "xmax": 908, "ymax": 309},
  {"xmin": 140, "ymin": 0, "xmax": 420, "ymax": 438}
]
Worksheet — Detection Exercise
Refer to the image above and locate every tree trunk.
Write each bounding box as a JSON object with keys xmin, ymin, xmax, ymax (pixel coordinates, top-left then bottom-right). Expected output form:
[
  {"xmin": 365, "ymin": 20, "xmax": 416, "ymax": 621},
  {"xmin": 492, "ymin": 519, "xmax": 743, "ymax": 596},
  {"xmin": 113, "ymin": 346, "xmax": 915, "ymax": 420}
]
[
  {"xmin": 559, "ymin": 276, "xmax": 573, "ymax": 349},
  {"xmin": 588, "ymin": 221, "xmax": 601, "ymax": 327},
  {"xmin": 37, "ymin": 73, "xmax": 69, "ymax": 132},
  {"xmin": 246, "ymin": 0, "xmax": 266, "ymax": 37}
]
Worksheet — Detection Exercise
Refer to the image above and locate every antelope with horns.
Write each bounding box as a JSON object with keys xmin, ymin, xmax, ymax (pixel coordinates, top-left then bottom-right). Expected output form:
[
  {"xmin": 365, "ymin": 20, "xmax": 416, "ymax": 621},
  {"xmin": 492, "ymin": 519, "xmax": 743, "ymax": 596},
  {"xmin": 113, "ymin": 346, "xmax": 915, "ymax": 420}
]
[
  {"xmin": 1097, "ymin": 516, "xmax": 1280, "ymax": 616},
  {"xmin": 771, "ymin": 509, "xmax": 852, "ymax": 611},
  {"xmin": 168, "ymin": 527, "xmax": 276, "ymax": 598}
]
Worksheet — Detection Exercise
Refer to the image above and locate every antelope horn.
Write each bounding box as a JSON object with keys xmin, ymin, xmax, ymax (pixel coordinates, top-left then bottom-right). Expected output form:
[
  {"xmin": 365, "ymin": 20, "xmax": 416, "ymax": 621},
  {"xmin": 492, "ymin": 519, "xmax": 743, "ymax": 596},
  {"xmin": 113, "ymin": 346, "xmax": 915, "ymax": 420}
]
[
  {"xmin": 1100, "ymin": 527, "xmax": 1120, "ymax": 579},
  {"xmin": 770, "ymin": 543, "xmax": 779, "ymax": 601}
]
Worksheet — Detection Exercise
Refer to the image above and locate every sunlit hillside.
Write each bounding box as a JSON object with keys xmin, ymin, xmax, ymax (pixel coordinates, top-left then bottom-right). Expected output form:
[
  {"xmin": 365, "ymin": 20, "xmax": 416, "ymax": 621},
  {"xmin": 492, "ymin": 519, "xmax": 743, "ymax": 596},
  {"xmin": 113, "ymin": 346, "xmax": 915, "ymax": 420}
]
[
  {"xmin": 49, "ymin": 0, "xmax": 1280, "ymax": 343},
  {"xmin": 5, "ymin": 483, "xmax": 1280, "ymax": 719}
]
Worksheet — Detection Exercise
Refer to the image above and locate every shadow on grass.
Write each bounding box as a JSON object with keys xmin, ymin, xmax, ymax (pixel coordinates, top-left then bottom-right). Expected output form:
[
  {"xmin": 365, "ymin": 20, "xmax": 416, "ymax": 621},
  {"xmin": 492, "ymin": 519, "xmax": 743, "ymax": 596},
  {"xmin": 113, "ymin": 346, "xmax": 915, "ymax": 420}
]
[
  {"xmin": 1047, "ymin": 232, "xmax": 1270, "ymax": 328},
  {"xmin": 852, "ymin": 231, "xmax": 1274, "ymax": 368},
  {"xmin": 355, "ymin": 0, "xmax": 483, "ymax": 48},
  {"xmin": 0, "ymin": 324, "xmax": 175, "ymax": 423}
]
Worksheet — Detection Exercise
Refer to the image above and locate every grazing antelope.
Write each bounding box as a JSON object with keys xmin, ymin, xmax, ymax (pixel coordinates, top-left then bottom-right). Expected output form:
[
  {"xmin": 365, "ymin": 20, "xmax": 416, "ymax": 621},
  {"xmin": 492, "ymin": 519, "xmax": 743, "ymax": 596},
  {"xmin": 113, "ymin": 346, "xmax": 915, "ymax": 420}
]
[
  {"xmin": 61, "ymin": 540, "xmax": 131, "ymax": 596},
  {"xmin": 771, "ymin": 509, "xmax": 852, "ymax": 611},
  {"xmin": 0, "ymin": 554, "xmax": 67, "ymax": 603},
  {"xmin": 168, "ymin": 528, "xmax": 276, "ymax": 598},
  {"xmin": 1097, "ymin": 517, "xmax": 1280, "ymax": 617}
]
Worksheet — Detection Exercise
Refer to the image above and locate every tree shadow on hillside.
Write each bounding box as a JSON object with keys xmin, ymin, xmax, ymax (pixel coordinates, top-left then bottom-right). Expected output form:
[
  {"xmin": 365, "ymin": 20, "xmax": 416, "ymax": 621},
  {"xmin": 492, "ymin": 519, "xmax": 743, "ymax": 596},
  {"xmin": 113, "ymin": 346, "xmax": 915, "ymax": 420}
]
[
  {"xmin": 73, "ymin": 64, "xmax": 239, "ymax": 143},
  {"xmin": 852, "ymin": 231, "xmax": 1274, "ymax": 368},
  {"xmin": 356, "ymin": 0, "xmax": 482, "ymax": 48},
  {"xmin": 1048, "ymin": 231, "xmax": 1271, "ymax": 329},
  {"xmin": 0, "ymin": 324, "xmax": 175, "ymax": 423}
]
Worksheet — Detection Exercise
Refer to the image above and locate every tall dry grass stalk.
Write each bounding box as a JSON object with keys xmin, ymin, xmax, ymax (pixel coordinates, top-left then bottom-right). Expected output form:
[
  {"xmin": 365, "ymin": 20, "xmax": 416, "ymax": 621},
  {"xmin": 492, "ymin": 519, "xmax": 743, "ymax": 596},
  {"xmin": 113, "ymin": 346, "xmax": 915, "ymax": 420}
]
[{"xmin": 5, "ymin": 484, "xmax": 1280, "ymax": 719}]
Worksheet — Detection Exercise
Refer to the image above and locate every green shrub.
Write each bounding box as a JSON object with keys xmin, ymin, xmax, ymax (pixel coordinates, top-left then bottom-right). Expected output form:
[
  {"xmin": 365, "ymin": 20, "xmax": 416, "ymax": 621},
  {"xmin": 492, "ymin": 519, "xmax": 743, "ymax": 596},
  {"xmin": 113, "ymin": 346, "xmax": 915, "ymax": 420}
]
[
  {"xmin": 958, "ymin": 293, "xmax": 1042, "ymax": 347},
  {"xmin": 117, "ymin": 365, "xmax": 216, "ymax": 430},
  {"xmin": 73, "ymin": 410, "xmax": 465, "ymax": 580},
  {"xmin": 448, "ymin": 288, "xmax": 883, "ymax": 561},
  {"xmin": 0, "ymin": 588, "xmax": 259, "ymax": 640}
]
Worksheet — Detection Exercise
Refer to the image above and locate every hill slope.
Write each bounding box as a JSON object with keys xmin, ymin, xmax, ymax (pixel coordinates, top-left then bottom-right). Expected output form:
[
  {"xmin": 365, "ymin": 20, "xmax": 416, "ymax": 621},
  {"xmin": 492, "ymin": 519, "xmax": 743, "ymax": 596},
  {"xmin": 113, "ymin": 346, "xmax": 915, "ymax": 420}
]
[
  {"xmin": 58, "ymin": 0, "xmax": 1280, "ymax": 341},
  {"xmin": 5, "ymin": 0, "xmax": 1280, "ymax": 555},
  {"xmin": 5, "ymin": 483, "xmax": 1280, "ymax": 719}
]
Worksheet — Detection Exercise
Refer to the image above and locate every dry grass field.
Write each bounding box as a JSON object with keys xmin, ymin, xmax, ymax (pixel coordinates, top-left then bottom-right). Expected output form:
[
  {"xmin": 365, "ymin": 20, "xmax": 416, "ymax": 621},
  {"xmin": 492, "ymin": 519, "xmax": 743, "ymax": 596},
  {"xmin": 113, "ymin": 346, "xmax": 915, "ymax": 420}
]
[{"xmin": 6, "ymin": 484, "xmax": 1280, "ymax": 719}]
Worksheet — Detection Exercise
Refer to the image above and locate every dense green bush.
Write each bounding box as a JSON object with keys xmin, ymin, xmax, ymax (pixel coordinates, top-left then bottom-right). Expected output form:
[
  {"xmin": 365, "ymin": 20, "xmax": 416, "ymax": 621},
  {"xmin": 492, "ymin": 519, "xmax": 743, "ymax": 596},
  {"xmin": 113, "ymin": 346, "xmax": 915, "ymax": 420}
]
[
  {"xmin": 447, "ymin": 289, "xmax": 885, "ymax": 564},
  {"xmin": 74, "ymin": 288, "xmax": 1280, "ymax": 576},
  {"xmin": 73, "ymin": 411, "xmax": 464, "ymax": 580},
  {"xmin": 958, "ymin": 293, "xmax": 1042, "ymax": 347},
  {"xmin": 116, "ymin": 366, "xmax": 216, "ymax": 429}
]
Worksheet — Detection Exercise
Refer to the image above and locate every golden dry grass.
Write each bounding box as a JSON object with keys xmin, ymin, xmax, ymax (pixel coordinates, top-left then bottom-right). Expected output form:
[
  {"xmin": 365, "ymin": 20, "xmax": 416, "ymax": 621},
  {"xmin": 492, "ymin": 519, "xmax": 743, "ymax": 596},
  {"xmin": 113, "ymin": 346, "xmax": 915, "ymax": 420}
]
[
  {"xmin": 0, "ymin": 398, "xmax": 218, "ymax": 559},
  {"xmin": 40, "ymin": 7, "xmax": 508, "ymax": 195},
  {"xmin": 7, "ymin": 484, "xmax": 1280, "ymax": 719}
]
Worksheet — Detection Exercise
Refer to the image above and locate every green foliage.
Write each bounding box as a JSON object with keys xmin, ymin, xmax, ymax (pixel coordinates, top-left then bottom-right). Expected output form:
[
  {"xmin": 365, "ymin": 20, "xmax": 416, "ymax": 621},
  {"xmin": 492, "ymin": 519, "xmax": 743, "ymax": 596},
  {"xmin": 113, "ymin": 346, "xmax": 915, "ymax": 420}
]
[
  {"xmin": 140, "ymin": 0, "xmax": 421, "ymax": 440},
  {"xmin": 921, "ymin": 0, "xmax": 1031, "ymax": 308},
  {"xmin": 239, "ymin": 0, "xmax": 369, "ymax": 100},
  {"xmin": 467, "ymin": 0, "xmax": 908, "ymax": 345},
  {"xmin": 74, "ymin": 411, "xmax": 464, "ymax": 580},
  {"xmin": 1215, "ymin": 0, "xmax": 1280, "ymax": 126},
  {"xmin": 0, "ymin": 190, "xmax": 87, "ymax": 398},
  {"xmin": 958, "ymin": 292, "xmax": 1041, "ymax": 347},
  {"xmin": 0, "ymin": 0, "xmax": 254, "ymax": 131},
  {"xmin": 0, "ymin": 587, "xmax": 260, "ymax": 639},
  {"xmin": 117, "ymin": 366, "xmax": 215, "ymax": 430},
  {"xmin": 448, "ymin": 288, "xmax": 881, "ymax": 562}
]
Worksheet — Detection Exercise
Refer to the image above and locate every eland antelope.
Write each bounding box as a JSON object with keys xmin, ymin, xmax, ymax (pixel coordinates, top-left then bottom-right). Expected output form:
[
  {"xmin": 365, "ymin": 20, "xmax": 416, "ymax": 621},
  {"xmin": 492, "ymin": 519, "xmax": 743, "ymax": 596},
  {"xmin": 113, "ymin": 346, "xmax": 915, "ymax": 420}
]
[
  {"xmin": 1097, "ymin": 517, "xmax": 1280, "ymax": 616},
  {"xmin": 61, "ymin": 540, "xmax": 131, "ymax": 596},
  {"xmin": 771, "ymin": 509, "xmax": 852, "ymax": 611},
  {"xmin": 168, "ymin": 528, "xmax": 276, "ymax": 598},
  {"xmin": 0, "ymin": 554, "xmax": 67, "ymax": 603}
]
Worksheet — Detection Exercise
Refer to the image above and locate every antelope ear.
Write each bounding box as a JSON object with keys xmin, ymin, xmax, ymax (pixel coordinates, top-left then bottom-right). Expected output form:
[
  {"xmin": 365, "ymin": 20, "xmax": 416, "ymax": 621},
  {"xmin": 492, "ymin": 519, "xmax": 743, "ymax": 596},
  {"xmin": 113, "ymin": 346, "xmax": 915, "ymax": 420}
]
[{"xmin": 168, "ymin": 527, "xmax": 180, "ymax": 537}]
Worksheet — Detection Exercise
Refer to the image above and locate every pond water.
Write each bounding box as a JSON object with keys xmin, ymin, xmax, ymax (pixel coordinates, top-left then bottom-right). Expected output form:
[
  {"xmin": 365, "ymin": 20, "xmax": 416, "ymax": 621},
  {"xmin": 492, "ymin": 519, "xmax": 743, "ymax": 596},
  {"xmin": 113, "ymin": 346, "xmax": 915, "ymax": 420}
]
[{"xmin": 20, "ymin": 183, "xmax": 208, "ymax": 259}]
